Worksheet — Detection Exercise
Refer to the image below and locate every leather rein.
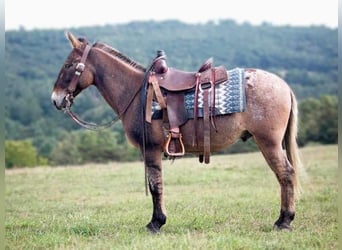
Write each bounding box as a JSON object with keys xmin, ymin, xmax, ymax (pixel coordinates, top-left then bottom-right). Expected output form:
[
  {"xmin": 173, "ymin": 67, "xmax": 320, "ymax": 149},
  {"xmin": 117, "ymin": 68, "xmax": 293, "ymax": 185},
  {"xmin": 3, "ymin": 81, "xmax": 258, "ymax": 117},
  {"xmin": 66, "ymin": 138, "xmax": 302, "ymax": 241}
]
[{"xmin": 63, "ymin": 44, "xmax": 142, "ymax": 130}]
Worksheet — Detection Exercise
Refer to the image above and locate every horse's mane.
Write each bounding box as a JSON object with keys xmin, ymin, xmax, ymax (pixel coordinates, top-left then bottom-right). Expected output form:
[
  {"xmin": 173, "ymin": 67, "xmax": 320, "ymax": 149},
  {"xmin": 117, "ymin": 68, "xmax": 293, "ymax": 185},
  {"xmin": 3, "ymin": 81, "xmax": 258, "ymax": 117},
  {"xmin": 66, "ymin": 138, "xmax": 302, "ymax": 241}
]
[{"xmin": 93, "ymin": 42, "xmax": 146, "ymax": 72}]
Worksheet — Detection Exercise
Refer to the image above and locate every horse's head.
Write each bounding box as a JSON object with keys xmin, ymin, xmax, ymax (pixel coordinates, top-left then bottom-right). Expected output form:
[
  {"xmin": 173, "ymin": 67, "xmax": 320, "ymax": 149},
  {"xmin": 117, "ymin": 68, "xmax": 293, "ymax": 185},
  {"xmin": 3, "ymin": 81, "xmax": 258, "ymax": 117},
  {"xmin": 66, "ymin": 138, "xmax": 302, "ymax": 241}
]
[{"xmin": 51, "ymin": 32, "xmax": 94, "ymax": 110}]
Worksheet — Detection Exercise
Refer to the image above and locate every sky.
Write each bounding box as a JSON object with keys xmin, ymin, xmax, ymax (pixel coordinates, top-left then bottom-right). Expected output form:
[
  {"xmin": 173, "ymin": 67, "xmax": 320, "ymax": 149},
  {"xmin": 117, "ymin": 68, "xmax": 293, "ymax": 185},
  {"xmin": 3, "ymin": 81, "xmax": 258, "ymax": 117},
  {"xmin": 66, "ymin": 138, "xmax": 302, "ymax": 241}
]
[{"xmin": 5, "ymin": 0, "xmax": 338, "ymax": 31}]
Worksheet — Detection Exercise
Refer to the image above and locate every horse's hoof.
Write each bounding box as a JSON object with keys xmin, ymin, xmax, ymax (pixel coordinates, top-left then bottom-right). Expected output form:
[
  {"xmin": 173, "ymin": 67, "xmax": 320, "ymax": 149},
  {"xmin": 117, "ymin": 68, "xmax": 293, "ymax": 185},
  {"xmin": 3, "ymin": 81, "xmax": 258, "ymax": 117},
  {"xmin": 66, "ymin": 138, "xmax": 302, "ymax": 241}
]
[
  {"xmin": 146, "ymin": 222, "xmax": 161, "ymax": 234},
  {"xmin": 273, "ymin": 223, "xmax": 292, "ymax": 231}
]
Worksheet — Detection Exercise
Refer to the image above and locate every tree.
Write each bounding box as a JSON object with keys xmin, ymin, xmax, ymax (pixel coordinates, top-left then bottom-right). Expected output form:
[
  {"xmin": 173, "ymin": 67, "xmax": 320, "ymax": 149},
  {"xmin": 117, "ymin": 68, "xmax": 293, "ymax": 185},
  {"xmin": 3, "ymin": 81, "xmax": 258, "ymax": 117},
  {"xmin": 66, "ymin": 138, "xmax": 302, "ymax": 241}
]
[
  {"xmin": 5, "ymin": 140, "xmax": 47, "ymax": 168},
  {"xmin": 50, "ymin": 133, "xmax": 82, "ymax": 165},
  {"xmin": 298, "ymin": 97, "xmax": 321, "ymax": 144},
  {"xmin": 50, "ymin": 130, "xmax": 140, "ymax": 165},
  {"xmin": 316, "ymin": 95, "xmax": 338, "ymax": 143},
  {"xmin": 298, "ymin": 95, "xmax": 337, "ymax": 145}
]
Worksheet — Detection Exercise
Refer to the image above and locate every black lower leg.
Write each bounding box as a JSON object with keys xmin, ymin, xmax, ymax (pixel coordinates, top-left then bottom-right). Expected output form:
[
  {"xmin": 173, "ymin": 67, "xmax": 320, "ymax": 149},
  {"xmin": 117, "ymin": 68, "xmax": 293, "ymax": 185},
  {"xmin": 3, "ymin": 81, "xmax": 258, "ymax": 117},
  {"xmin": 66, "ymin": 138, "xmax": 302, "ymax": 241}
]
[
  {"xmin": 146, "ymin": 211, "xmax": 167, "ymax": 233},
  {"xmin": 274, "ymin": 210, "xmax": 295, "ymax": 230},
  {"xmin": 146, "ymin": 169, "xmax": 167, "ymax": 233}
]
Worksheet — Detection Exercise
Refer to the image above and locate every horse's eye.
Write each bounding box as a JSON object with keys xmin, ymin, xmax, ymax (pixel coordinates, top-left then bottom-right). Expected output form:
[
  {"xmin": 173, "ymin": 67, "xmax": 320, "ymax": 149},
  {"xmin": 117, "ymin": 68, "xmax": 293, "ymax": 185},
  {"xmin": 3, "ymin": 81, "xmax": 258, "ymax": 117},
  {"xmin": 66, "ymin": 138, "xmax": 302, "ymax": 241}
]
[{"xmin": 64, "ymin": 63, "xmax": 73, "ymax": 69}]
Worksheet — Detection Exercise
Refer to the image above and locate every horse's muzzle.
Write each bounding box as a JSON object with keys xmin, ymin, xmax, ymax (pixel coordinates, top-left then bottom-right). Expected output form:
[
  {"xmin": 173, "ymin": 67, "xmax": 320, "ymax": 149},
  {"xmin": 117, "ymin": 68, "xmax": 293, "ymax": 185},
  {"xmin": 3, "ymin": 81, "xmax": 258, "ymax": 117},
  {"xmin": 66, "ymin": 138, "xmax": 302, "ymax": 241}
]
[{"xmin": 51, "ymin": 91, "xmax": 72, "ymax": 110}]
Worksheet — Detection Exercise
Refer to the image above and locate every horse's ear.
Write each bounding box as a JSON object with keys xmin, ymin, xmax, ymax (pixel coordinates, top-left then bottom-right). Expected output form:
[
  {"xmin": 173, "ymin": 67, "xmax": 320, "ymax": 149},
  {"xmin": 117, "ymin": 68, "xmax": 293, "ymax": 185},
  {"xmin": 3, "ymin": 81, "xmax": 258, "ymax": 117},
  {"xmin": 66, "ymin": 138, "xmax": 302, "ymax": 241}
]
[{"xmin": 65, "ymin": 31, "xmax": 81, "ymax": 49}]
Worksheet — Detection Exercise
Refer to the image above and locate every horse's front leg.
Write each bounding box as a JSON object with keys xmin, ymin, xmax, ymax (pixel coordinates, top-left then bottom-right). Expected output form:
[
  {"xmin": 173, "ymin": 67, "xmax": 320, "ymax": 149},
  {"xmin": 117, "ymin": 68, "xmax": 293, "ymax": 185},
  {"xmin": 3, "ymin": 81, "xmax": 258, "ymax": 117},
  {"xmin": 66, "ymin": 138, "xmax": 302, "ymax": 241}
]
[{"xmin": 144, "ymin": 148, "xmax": 167, "ymax": 233}]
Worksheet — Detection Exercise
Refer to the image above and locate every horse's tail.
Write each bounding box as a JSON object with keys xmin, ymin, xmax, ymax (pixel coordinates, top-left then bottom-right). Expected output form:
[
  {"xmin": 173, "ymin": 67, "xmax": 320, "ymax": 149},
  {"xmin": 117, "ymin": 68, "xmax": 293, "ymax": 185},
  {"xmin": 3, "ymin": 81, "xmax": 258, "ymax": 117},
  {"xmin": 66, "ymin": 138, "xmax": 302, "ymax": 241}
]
[{"xmin": 284, "ymin": 91, "xmax": 304, "ymax": 199}]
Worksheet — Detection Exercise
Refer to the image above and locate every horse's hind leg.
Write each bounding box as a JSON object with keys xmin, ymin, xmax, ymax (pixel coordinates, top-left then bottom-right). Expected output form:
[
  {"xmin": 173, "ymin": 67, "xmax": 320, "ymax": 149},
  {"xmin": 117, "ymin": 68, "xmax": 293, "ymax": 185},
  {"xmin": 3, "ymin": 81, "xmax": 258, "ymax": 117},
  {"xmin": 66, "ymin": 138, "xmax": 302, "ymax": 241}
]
[
  {"xmin": 255, "ymin": 137, "xmax": 296, "ymax": 230},
  {"xmin": 144, "ymin": 148, "xmax": 167, "ymax": 233}
]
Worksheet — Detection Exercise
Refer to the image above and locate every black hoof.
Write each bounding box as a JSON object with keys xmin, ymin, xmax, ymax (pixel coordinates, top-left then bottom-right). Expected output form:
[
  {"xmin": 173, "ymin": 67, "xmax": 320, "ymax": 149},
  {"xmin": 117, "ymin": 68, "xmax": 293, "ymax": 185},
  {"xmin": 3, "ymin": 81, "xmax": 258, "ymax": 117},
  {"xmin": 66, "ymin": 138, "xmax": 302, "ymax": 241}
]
[
  {"xmin": 274, "ymin": 210, "xmax": 295, "ymax": 231},
  {"xmin": 273, "ymin": 223, "xmax": 292, "ymax": 231},
  {"xmin": 146, "ymin": 222, "xmax": 161, "ymax": 234}
]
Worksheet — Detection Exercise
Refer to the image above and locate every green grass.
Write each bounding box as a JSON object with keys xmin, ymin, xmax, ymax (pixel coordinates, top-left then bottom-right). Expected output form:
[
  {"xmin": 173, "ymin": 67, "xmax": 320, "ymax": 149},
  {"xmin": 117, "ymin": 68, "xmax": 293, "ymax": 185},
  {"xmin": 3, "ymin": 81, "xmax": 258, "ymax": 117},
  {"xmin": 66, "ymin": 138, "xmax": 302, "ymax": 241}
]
[{"xmin": 5, "ymin": 145, "xmax": 337, "ymax": 249}]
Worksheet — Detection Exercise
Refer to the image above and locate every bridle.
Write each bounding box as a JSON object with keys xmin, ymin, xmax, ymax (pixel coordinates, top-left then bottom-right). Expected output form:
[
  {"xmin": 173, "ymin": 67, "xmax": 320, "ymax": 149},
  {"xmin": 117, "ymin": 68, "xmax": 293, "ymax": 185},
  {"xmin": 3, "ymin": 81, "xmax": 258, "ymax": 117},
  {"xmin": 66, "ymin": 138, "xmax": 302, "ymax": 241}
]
[
  {"xmin": 63, "ymin": 43, "xmax": 141, "ymax": 130},
  {"xmin": 61, "ymin": 43, "xmax": 161, "ymax": 196},
  {"xmin": 67, "ymin": 44, "xmax": 92, "ymax": 95}
]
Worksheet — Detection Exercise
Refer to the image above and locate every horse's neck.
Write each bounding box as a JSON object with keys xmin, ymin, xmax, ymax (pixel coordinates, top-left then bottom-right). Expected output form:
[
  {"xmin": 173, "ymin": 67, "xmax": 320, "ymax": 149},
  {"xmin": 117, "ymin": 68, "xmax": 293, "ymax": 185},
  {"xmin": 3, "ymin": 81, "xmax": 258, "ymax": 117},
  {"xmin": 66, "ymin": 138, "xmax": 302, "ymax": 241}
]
[{"xmin": 91, "ymin": 49, "xmax": 144, "ymax": 117}]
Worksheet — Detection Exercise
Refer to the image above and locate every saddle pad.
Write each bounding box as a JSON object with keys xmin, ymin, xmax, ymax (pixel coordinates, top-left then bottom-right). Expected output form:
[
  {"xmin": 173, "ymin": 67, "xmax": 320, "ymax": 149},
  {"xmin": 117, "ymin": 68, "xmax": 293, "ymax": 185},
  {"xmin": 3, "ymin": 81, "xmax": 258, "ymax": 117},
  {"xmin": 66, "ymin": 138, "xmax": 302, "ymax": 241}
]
[
  {"xmin": 185, "ymin": 67, "xmax": 245, "ymax": 117},
  {"xmin": 151, "ymin": 68, "xmax": 246, "ymax": 119}
]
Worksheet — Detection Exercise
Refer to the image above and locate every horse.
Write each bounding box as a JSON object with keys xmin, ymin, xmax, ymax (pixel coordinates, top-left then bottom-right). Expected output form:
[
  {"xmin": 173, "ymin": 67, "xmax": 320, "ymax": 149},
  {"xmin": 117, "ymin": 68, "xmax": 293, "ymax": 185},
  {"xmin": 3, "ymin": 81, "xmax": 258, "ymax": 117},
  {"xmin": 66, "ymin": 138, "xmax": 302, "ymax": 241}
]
[{"xmin": 51, "ymin": 31, "xmax": 303, "ymax": 233}]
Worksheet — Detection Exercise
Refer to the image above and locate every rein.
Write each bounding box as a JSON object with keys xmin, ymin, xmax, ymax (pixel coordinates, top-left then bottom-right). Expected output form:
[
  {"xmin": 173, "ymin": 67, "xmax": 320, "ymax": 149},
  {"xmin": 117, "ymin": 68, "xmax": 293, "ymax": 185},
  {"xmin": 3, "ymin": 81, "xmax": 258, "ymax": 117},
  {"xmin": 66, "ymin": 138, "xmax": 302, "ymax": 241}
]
[
  {"xmin": 140, "ymin": 51, "xmax": 167, "ymax": 196},
  {"xmin": 63, "ymin": 105, "xmax": 120, "ymax": 131},
  {"xmin": 63, "ymin": 85, "xmax": 142, "ymax": 130}
]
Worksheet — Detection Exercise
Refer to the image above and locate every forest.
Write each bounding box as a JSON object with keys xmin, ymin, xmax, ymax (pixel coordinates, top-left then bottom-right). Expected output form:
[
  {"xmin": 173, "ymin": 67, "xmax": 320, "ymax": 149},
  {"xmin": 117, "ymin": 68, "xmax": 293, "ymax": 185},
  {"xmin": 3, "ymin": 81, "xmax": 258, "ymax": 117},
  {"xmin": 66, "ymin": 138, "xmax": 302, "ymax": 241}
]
[{"xmin": 5, "ymin": 20, "xmax": 338, "ymax": 167}]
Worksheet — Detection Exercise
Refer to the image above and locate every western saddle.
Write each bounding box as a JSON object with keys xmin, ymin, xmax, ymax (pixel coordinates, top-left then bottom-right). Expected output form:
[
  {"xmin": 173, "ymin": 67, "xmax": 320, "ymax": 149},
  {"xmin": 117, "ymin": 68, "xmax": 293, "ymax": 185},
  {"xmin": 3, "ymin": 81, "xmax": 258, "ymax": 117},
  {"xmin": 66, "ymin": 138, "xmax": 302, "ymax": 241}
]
[{"xmin": 145, "ymin": 51, "xmax": 228, "ymax": 163}]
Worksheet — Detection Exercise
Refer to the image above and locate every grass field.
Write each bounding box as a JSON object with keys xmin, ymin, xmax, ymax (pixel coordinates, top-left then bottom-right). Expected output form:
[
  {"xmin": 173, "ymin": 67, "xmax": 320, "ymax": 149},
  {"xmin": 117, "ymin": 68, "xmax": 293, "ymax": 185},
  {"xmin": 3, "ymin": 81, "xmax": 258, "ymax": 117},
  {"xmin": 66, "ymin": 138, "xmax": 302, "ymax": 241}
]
[{"xmin": 5, "ymin": 145, "xmax": 337, "ymax": 249}]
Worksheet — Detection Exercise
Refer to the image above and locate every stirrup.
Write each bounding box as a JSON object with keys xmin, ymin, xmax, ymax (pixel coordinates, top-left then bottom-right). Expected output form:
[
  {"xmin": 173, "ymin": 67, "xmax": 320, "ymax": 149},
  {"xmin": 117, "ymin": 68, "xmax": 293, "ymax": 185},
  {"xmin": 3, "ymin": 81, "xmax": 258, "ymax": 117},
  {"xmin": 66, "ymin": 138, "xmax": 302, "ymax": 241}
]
[{"xmin": 164, "ymin": 132, "xmax": 185, "ymax": 157}]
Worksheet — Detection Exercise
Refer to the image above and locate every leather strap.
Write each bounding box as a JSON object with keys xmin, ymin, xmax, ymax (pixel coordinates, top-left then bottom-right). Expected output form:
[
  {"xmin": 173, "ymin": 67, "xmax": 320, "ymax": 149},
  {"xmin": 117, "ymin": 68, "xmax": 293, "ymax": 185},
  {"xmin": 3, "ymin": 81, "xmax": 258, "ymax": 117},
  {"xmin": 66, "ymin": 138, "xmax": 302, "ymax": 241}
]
[
  {"xmin": 192, "ymin": 73, "xmax": 201, "ymax": 147},
  {"xmin": 210, "ymin": 68, "xmax": 218, "ymax": 131},
  {"xmin": 203, "ymin": 87, "xmax": 211, "ymax": 164},
  {"xmin": 68, "ymin": 44, "xmax": 92, "ymax": 94},
  {"xmin": 145, "ymin": 84, "xmax": 154, "ymax": 123},
  {"xmin": 145, "ymin": 73, "xmax": 166, "ymax": 123},
  {"xmin": 151, "ymin": 77, "xmax": 166, "ymax": 109}
]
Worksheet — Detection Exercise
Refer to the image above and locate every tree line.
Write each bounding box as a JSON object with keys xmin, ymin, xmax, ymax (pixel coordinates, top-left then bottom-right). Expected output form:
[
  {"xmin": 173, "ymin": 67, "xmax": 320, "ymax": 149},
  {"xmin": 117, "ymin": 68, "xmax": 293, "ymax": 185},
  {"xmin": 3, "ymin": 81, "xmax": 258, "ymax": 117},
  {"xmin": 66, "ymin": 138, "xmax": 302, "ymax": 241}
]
[{"xmin": 5, "ymin": 20, "xmax": 337, "ymax": 167}]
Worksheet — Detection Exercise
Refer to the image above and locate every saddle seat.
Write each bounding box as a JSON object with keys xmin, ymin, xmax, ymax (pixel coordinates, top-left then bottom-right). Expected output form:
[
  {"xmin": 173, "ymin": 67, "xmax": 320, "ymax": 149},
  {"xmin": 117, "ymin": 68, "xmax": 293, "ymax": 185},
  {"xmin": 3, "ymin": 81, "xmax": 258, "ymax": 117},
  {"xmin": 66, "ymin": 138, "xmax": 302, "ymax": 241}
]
[
  {"xmin": 154, "ymin": 57, "xmax": 227, "ymax": 92},
  {"xmin": 154, "ymin": 57, "xmax": 212, "ymax": 90}
]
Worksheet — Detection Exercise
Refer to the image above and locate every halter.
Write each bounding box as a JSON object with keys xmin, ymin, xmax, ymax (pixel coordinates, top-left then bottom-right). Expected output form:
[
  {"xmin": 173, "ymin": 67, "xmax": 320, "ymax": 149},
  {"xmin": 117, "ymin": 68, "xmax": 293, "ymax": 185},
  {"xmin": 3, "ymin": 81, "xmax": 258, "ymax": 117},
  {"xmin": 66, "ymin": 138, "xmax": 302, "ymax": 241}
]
[
  {"xmin": 67, "ymin": 44, "xmax": 92, "ymax": 94},
  {"xmin": 63, "ymin": 43, "xmax": 141, "ymax": 130}
]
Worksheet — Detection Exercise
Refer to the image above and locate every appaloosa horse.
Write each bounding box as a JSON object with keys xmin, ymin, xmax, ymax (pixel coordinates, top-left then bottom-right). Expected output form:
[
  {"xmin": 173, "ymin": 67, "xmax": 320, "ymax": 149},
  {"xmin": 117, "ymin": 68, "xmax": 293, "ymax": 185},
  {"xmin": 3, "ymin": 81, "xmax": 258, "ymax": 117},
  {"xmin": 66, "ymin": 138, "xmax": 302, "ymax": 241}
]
[{"xmin": 51, "ymin": 32, "xmax": 303, "ymax": 232}]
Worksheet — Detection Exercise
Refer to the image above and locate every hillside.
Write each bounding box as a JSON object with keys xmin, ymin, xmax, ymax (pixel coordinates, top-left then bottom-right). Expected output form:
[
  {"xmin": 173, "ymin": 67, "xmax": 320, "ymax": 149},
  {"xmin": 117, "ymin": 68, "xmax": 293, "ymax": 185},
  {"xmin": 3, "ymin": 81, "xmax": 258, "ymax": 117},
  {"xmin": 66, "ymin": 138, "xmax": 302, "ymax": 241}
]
[{"xmin": 4, "ymin": 20, "xmax": 338, "ymax": 164}]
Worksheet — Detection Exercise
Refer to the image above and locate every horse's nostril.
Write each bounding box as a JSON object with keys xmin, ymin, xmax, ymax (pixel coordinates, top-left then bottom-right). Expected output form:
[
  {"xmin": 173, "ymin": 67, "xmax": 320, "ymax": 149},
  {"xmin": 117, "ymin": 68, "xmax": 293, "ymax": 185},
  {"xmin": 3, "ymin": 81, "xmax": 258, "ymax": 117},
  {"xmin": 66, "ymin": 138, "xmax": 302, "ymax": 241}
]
[{"xmin": 52, "ymin": 100, "xmax": 62, "ymax": 110}]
